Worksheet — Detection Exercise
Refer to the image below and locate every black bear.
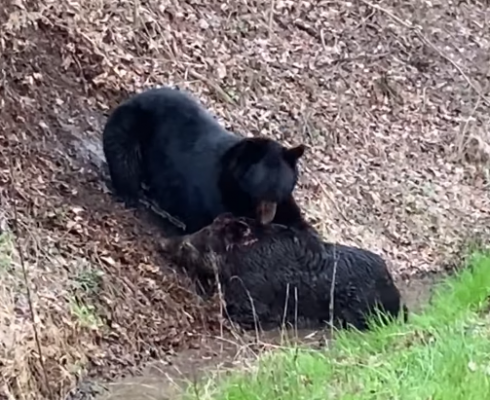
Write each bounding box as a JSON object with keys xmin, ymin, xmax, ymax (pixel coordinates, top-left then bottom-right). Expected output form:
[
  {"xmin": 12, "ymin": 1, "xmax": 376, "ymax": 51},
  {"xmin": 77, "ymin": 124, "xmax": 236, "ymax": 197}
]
[
  {"xmin": 102, "ymin": 87, "xmax": 307, "ymax": 233},
  {"xmin": 159, "ymin": 213, "xmax": 408, "ymax": 331}
]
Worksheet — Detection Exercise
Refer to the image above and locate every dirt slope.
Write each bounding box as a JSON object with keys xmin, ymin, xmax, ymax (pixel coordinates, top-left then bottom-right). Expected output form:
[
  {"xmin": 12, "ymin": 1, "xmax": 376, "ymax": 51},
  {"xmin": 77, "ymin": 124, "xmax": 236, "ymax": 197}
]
[{"xmin": 1, "ymin": 0, "xmax": 490, "ymax": 398}]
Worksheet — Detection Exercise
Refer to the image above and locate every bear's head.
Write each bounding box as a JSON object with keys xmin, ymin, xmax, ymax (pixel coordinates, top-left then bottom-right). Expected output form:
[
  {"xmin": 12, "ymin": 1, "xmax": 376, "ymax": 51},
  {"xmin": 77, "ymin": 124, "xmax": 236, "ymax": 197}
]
[{"xmin": 219, "ymin": 137, "xmax": 305, "ymax": 225}]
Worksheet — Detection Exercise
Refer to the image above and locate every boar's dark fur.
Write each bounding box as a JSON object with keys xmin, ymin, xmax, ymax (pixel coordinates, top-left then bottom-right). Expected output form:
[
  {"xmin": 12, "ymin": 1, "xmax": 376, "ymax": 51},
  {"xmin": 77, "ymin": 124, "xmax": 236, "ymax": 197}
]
[
  {"xmin": 102, "ymin": 87, "xmax": 307, "ymax": 233},
  {"xmin": 159, "ymin": 214, "xmax": 408, "ymax": 331}
]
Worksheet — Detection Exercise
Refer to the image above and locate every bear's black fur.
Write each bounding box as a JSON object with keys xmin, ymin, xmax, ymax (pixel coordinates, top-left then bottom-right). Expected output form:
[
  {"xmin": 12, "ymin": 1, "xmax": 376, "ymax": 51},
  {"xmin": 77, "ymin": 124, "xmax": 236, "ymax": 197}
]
[
  {"xmin": 159, "ymin": 213, "xmax": 408, "ymax": 331},
  {"xmin": 102, "ymin": 87, "xmax": 307, "ymax": 233}
]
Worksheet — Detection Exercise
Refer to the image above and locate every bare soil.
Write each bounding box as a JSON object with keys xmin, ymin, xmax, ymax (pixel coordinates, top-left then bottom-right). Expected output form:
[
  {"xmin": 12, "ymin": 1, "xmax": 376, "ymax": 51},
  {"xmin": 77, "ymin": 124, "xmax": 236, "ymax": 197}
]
[{"xmin": 1, "ymin": 0, "xmax": 489, "ymax": 399}]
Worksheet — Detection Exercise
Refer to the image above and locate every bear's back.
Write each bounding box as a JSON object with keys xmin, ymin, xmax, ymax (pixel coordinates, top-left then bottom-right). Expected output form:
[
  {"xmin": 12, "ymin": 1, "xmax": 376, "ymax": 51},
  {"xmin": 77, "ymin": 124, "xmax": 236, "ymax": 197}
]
[
  {"xmin": 137, "ymin": 88, "xmax": 242, "ymax": 232},
  {"xmin": 218, "ymin": 223, "xmax": 402, "ymax": 329}
]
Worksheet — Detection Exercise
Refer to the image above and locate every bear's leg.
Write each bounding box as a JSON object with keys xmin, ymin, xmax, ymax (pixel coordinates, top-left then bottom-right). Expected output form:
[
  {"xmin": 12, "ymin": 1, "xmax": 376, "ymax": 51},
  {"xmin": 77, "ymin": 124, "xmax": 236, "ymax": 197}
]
[{"xmin": 105, "ymin": 144, "xmax": 142, "ymax": 208}]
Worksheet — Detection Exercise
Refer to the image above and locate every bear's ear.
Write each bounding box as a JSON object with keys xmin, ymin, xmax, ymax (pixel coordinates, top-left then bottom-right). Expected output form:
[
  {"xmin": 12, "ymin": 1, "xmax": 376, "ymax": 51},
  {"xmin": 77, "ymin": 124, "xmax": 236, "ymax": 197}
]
[
  {"xmin": 222, "ymin": 220, "xmax": 251, "ymax": 243},
  {"xmin": 213, "ymin": 212, "xmax": 235, "ymax": 224},
  {"xmin": 283, "ymin": 144, "xmax": 305, "ymax": 166}
]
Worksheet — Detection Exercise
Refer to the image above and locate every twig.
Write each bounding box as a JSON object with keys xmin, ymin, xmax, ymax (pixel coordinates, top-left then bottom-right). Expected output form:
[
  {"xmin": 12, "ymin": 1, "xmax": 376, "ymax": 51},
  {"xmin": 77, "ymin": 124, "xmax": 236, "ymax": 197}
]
[
  {"xmin": 230, "ymin": 275, "xmax": 261, "ymax": 343},
  {"xmin": 211, "ymin": 252, "xmax": 225, "ymax": 353},
  {"xmin": 139, "ymin": 197, "xmax": 186, "ymax": 230},
  {"xmin": 187, "ymin": 70, "xmax": 236, "ymax": 105},
  {"xmin": 329, "ymin": 243, "xmax": 339, "ymax": 336},
  {"xmin": 268, "ymin": 0, "xmax": 275, "ymax": 38},
  {"xmin": 358, "ymin": 0, "xmax": 490, "ymax": 107},
  {"xmin": 293, "ymin": 20, "xmax": 323, "ymax": 43},
  {"xmin": 455, "ymin": 94, "xmax": 482, "ymax": 162},
  {"xmin": 281, "ymin": 283, "xmax": 290, "ymax": 332},
  {"xmin": 294, "ymin": 286, "xmax": 299, "ymax": 340},
  {"xmin": 316, "ymin": 179, "xmax": 350, "ymax": 223},
  {"xmin": 8, "ymin": 154, "xmax": 53, "ymax": 399}
]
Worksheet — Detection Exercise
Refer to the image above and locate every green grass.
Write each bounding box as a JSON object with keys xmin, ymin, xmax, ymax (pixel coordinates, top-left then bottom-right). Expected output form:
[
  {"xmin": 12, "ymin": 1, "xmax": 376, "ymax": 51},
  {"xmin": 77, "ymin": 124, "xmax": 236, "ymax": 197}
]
[{"xmin": 184, "ymin": 252, "xmax": 490, "ymax": 400}]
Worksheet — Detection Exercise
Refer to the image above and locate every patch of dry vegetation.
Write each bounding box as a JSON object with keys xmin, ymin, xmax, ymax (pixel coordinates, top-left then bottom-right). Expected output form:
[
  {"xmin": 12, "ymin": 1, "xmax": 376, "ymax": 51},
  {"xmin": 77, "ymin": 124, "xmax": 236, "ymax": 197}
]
[
  {"xmin": 0, "ymin": 224, "xmax": 93, "ymax": 399},
  {"xmin": 1, "ymin": 0, "xmax": 490, "ymax": 398}
]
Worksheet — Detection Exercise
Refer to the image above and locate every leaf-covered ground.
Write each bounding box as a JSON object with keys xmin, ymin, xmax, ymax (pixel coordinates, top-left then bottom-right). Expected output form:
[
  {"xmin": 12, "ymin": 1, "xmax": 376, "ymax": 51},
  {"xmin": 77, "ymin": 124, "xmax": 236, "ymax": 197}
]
[{"xmin": 1, "ymin": 0, "xmax": 489, "ymax": 398}]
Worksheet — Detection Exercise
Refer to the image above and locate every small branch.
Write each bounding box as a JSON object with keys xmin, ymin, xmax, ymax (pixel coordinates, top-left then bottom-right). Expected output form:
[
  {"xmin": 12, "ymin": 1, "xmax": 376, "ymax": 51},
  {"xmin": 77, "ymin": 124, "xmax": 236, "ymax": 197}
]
[
  {"xmin": 211, "ymin": 253, "xmax": 225, "ymax": 354},
  {"xmin": 281, "ymin": 282, "xmax": 290, "ymax": 330},
  {"xmin": 8, "ymin": 154, "xmax": 53, "ymax": 399},
  {"xmin": 268, "ymin": 0, "xmax": 275, "ymax": 38},
  {"xmin": 139, "ymin": 197, "xmax": 186, "ymax": 230},
  {"xmin": 187, "ymin": 70, "xmax": 236, "ymax": 105},
  {"xmin": 329, "ymin": 243, "xmax": 339, "ymax": 336}
]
